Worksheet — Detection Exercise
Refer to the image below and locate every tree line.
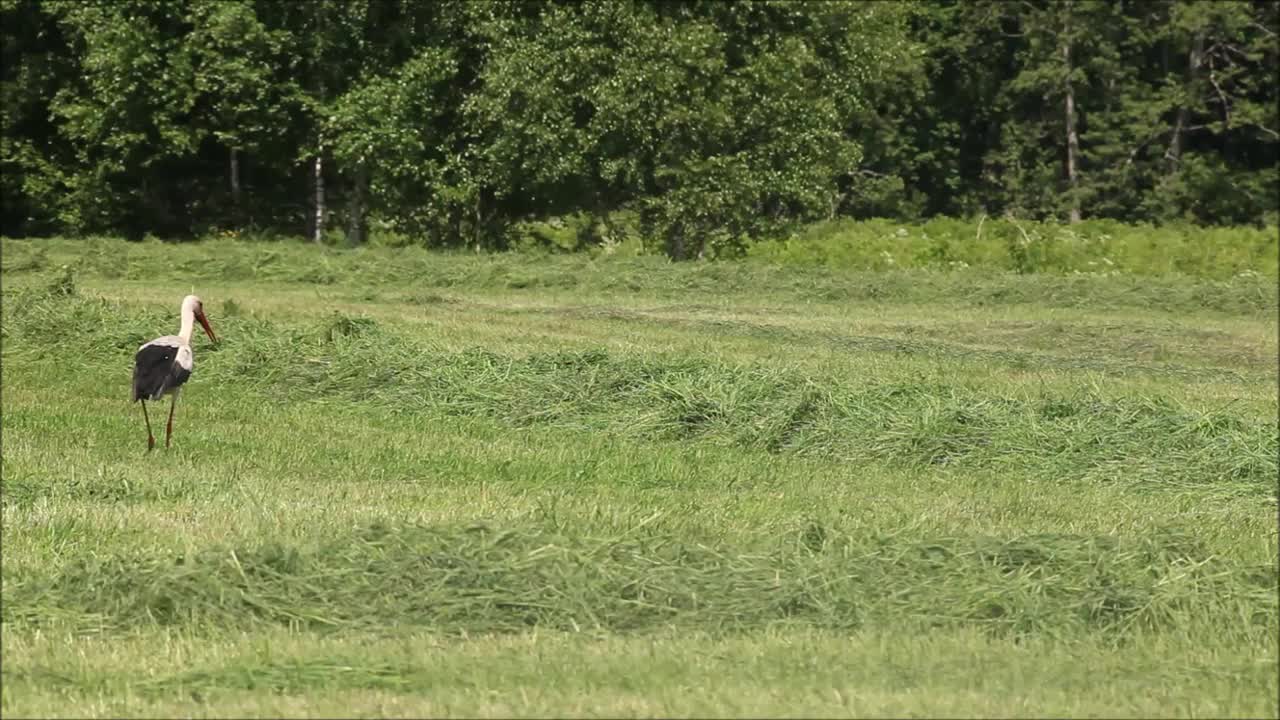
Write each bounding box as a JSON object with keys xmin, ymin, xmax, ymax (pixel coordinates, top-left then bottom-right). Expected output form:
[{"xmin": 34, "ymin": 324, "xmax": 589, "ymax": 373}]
[{"xmin": 2, "ymin": 0, "xmax": 1276, "ymax": 258}]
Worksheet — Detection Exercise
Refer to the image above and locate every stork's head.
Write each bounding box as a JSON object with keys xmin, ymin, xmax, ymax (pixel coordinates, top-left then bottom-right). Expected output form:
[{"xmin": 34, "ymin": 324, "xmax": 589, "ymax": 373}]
[{"xmin": 182, "ymin": 294, "xmax": 217, "ymax": 343}]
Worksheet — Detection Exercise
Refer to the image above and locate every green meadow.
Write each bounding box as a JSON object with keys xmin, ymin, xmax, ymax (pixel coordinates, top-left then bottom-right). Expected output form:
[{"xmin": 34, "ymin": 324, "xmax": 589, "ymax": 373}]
[{"xmin": 2, "ymin": 235, "xmax": 1277, "ymax": 718}]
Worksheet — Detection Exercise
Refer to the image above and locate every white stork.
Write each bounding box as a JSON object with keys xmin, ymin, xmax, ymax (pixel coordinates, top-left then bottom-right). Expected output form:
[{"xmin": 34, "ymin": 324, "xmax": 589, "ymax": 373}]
[{"xmin": 131, "ymin": 294, "xmax": 217, "ymax": 450}]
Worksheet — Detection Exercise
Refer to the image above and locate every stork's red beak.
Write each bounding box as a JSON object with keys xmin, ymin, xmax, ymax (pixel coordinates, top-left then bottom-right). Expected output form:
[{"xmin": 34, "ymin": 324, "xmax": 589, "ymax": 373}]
[{"xmin": 197, "ymin": 311, "xmax": 217, "ymax": 343}]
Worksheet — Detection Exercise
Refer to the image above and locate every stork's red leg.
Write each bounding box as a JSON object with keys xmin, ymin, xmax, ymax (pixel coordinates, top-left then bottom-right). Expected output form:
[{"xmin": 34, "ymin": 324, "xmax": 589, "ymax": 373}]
[
  {"xmin": 140, "ymin": 400, "xmax": 155, "ymax": 451},
  {"xmin": 165, "ymin": 393, "xmax": 178, "ymax": 448}
]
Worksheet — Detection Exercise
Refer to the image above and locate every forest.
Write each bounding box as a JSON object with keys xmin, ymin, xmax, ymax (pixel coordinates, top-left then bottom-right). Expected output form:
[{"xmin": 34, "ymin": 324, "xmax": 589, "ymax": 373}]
[{"xmin": 2, "ymin": 0, "xmax": 1277, "ymax": 258}]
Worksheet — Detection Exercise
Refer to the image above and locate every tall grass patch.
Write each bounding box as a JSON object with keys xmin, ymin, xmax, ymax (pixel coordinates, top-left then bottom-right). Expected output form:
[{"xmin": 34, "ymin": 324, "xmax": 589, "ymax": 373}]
[{"xmin": 748, "ymin": 217, "xmax": 1280, "ymax": 279}]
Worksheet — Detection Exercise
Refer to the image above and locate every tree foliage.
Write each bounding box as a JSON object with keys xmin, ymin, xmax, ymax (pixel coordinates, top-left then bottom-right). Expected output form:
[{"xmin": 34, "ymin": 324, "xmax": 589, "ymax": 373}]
[{"xmin": 2, "ymin": 0, "xmax": 1276, "ymax": 253}]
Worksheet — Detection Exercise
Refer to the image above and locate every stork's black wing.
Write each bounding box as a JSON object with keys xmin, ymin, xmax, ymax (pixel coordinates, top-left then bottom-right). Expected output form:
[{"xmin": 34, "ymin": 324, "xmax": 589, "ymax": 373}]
[{"xmin": 132, "ymin": 342, "xmax": 189, "ymax": 401}]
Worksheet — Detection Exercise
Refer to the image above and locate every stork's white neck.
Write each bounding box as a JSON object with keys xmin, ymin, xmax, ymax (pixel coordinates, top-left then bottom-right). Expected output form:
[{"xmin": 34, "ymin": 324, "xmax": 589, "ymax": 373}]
[{"xmin": 178, "ymin": 305, "xmax": 196, "ymax": 344}]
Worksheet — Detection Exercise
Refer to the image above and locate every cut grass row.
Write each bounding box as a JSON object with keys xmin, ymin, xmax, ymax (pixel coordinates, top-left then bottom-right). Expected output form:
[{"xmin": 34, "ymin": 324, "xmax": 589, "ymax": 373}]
[
  {"xmin": 4, "ymin": 288, "xmax": 1275, "ymax": 501},
  {"xmin": 5, "ymin": 518, "xmax": 1274, "ymax": 640}
]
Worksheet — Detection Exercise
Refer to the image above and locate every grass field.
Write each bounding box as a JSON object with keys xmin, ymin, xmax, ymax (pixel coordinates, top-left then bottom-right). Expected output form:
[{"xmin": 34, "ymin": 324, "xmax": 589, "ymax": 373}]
[{"xmin": 2, "ymin": 236, "xmax": 1278, "ymax": 718}]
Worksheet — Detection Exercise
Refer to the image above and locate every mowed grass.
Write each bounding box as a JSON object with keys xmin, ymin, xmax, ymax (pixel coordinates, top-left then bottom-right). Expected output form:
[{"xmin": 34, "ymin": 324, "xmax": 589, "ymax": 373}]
[{"xmin": 2, "ymin": 236, "xmax": 1278, "ymax": 718}]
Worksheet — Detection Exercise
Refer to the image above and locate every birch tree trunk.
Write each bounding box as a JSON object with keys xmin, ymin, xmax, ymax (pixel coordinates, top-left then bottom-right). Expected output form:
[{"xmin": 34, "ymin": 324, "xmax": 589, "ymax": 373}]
[
  {"xmin": 312, "ymin": 155, "xmax": 325, "ymax": 244},
  {"xmin": 310, "ymin": 0, "xmax": 326, "ymax": 244},
  {"xmin": 1062, "ymin": 5, "xmax": 1082, "ymax": 224}
]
